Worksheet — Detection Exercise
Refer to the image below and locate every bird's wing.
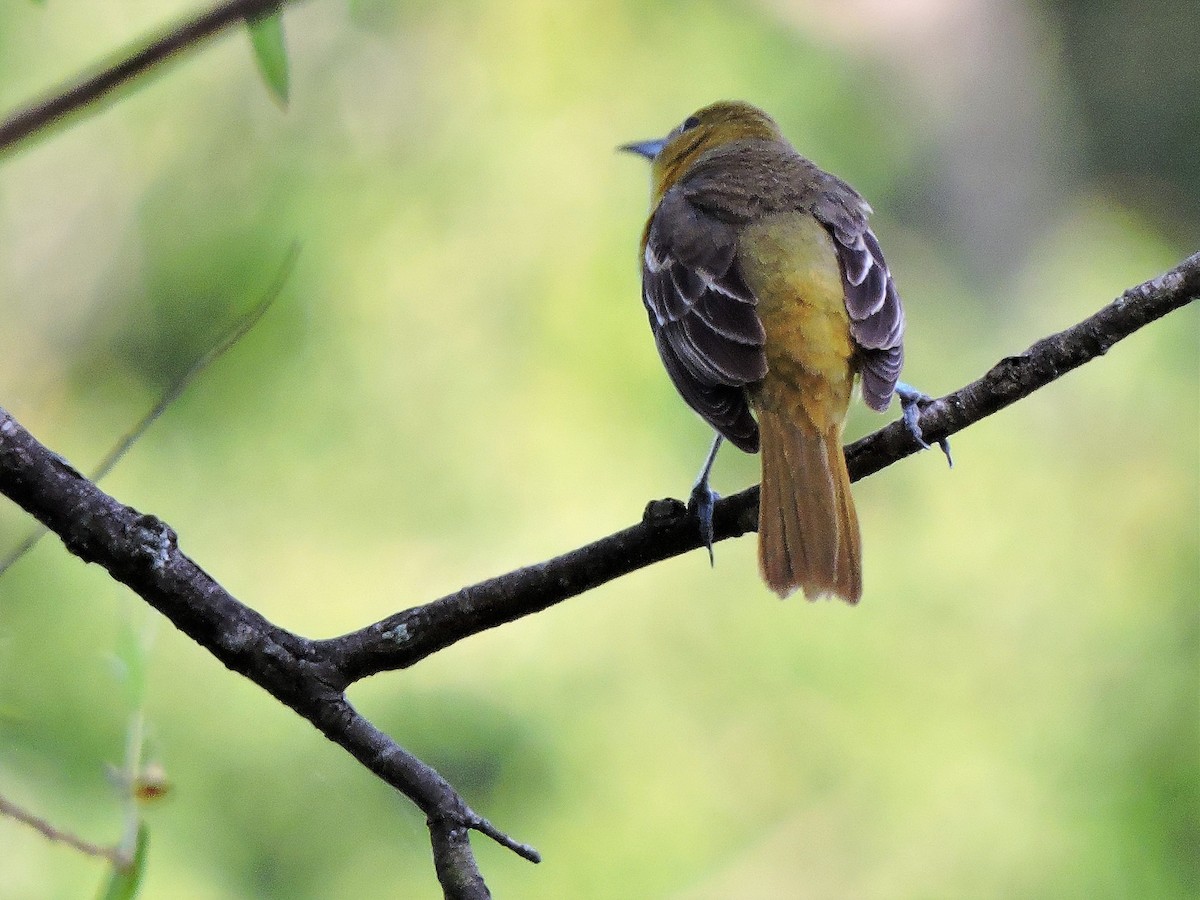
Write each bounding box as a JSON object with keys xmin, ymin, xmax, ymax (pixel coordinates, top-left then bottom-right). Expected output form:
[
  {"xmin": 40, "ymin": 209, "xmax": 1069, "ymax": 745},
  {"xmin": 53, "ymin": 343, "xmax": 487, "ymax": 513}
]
[
  {"xmin": 642, "ymin": 187, "xmax": 767, "ymax": 452},
  {"xmin": 811, "ymin": 174, "xmax": 905, "ymax": 412}
]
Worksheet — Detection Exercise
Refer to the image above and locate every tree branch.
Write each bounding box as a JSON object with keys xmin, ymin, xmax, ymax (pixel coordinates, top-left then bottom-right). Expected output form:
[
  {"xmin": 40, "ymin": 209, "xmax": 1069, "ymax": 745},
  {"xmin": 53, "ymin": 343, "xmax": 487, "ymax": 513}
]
[
  {"xmin": 1, "ymin": 253, "xmax": 1195, "ymax": 894},
  {"xmin": 0, "ymin": 0, "xmax": 304, "ymax": 156},
  {"xmin": 323, "ymin": 252, "xmax": 1200, "ymax": 681},
  {"xmin": 0, "ymin": 793, "xmax": 125, "ymax": 866},
  {"xmin": 0, "ymin": 410, "xmax": 538, "ymax": 898}
]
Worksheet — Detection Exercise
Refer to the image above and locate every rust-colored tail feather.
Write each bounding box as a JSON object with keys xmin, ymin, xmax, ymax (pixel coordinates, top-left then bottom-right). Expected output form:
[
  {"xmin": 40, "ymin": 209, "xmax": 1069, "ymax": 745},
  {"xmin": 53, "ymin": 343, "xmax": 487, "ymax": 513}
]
[{"xmin": 757, "ymin": 407, "xmax": 862, "ymax": 603}]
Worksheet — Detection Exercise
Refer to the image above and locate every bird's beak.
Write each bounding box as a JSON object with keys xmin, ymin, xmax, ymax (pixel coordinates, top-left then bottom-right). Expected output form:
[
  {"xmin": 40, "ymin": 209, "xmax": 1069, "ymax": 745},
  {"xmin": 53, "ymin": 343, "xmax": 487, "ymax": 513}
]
[{"xmin": 618, "ymin": 138, "xmax": 666, "ymax": 160}]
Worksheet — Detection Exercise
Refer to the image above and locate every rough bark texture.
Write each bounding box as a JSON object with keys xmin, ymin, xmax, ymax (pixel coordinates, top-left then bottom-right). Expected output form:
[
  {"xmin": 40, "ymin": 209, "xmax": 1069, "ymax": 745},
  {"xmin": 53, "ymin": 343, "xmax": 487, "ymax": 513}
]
[
  {"xmin": 2, "ymin": 8, "xmax": 1196, "ymax": 889},
  {"xmin": 2, "ymin": 253, "xmax": 1195, "ymax": 895}
]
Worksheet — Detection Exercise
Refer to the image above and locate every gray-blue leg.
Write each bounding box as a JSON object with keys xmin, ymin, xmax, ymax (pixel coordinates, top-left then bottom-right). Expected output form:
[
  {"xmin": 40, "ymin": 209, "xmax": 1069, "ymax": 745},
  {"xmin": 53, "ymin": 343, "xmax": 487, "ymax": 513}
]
[
  {"xmin": 895, "ymin": 382, "xmax": 953, "ymax": 467},
  {"xmin": 688, "ymin": 434, "xmax": 723, "ymax": 564}
]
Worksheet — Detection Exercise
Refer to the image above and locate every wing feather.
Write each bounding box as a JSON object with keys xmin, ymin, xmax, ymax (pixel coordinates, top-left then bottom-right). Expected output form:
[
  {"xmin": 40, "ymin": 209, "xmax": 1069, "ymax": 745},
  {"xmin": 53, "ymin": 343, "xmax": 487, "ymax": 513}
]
[
  {"xmin": 812, "ymin": 175, "xmax": 906, "ymax": 412},
  {"xmin": 641, "ymin": 143, "xmax": 906, "ymax": 427},
  {"xmin": 642, "ymin": 188, "xmax": 766, "ymax": 451}
]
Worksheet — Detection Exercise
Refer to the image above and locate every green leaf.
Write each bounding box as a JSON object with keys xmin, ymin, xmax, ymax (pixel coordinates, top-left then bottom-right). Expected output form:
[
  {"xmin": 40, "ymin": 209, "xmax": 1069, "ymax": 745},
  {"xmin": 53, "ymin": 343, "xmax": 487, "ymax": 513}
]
[
  {"xmin": 246, "ymin": 10, "xmax": 290, "ymax": 105},
  {"xmin": 97, "ymin": 822, "xmax": 149, "ymax": 900}
]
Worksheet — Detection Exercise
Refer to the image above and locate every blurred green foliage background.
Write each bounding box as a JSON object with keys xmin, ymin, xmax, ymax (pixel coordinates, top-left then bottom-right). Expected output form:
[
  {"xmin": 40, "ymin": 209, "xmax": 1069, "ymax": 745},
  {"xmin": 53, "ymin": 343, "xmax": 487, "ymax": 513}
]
[{"xmin": 1, "ymin": 0, "xmax": 1196, "ymax": 897}]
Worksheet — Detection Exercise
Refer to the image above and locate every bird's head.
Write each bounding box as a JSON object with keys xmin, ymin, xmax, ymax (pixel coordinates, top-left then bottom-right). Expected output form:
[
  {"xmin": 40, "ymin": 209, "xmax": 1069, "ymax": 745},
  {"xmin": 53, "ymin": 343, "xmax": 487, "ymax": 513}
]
[{"xmin": 620, "ymin": 101, "xmax": 784, "ymax": 204}]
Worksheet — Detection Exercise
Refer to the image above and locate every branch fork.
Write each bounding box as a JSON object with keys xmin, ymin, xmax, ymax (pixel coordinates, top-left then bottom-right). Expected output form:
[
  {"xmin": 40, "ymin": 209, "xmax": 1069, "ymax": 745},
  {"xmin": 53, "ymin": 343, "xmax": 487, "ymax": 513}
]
[
  {"xmin": 2, "ymin": 253, "xmax": 1197, "ymax": 896},
  {"xmin": 3, "ymin": 10, "xmax": 1197, "ymax": 881}
]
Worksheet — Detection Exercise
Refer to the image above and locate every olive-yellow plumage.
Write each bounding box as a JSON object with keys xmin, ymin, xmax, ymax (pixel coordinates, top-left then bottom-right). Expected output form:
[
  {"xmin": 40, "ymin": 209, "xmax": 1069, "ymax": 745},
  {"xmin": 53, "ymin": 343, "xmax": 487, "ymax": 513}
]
[
  {"xmin": 741, "ymin": 212, "xmax": 861, "ymax": 600},
  {"xmin": 623, "ymin": 101, "xmax": 907, "ymax": 603}
]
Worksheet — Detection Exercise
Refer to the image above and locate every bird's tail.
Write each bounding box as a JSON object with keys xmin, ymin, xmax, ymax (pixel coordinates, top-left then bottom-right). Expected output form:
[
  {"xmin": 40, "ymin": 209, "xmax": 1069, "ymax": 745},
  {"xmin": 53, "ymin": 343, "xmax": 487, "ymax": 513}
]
[{"xmin": 756, "ymin": 406, "xmax": 862, "ymax": 603}]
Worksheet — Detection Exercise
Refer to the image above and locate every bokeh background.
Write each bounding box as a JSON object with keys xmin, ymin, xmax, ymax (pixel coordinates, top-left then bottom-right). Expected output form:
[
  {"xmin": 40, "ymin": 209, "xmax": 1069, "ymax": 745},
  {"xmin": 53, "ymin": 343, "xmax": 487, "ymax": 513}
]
[{"xmin": 1, "ymin": 0, "xmax": 1196, "ymax": 897}]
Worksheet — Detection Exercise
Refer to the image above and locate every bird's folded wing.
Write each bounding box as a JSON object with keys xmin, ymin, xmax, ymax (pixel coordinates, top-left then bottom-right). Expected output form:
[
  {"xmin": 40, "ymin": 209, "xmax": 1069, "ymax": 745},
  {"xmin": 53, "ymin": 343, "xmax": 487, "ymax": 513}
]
[
  {"xmin": 811, "ymin": 175, "xmax": 905, "ymax": 412},
  {"xmin": 642, "ymin": 187, "xmax": 767, "ymax": 452}
]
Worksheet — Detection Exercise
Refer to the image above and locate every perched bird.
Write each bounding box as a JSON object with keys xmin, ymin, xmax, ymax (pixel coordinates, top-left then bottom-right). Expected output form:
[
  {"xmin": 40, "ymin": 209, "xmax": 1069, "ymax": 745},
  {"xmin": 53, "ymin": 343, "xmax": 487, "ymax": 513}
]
[{"xmin": 622, "ymin": 101, "xmax": 932, "ymax": 604}]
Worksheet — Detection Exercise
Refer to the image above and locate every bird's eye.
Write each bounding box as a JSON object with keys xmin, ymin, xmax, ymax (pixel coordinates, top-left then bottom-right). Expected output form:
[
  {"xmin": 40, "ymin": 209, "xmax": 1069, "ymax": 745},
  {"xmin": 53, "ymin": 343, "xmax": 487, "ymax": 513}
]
[{"xmin": 681, "ymin": 115, "xmax": 701, "ymax": 131}]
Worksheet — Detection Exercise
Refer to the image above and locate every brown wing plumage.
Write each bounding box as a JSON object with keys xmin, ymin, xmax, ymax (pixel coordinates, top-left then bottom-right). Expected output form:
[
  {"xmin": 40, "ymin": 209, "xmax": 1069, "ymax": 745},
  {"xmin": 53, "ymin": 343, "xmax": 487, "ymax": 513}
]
[
  {"xmin": 641, "ymin": 187, "xmax": 767, "ymax": 452},
  {"xmin": 642, "ymin": 140, "xmax": 904, "ymax": 445},
  {"xmin": 680, "ymin": 142, "xmax": 906, "ymax": 413},
  {"xmin": 809, "ymin": 172, "xmax": 905, "ymax": 412}
]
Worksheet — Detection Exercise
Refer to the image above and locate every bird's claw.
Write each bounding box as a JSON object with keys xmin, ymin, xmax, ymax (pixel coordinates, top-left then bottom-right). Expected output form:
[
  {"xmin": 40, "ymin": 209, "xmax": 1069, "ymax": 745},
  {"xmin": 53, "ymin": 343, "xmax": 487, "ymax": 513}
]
[
  {"xmin": 688, "ymin": 480, "xmax": 720, "ymax": 565},
  {"xmin": 896, "ymin": 382, "xmax": 953, "ymax": 468}
]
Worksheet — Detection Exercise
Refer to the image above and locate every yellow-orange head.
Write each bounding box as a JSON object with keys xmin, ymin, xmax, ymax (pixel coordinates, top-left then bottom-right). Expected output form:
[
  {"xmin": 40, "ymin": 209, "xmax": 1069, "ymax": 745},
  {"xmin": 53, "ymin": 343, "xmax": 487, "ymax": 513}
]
[{"xmin": 620, "ymin": 101, "xmax": 785, "ymax": 206}]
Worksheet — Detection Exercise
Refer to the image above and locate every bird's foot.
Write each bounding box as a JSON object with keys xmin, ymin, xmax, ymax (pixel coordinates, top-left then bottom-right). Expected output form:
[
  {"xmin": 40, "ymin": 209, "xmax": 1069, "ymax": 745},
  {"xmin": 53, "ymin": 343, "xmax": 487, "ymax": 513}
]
[
  {"xmin": 896, "ymin": 382, "xmax": 953, "ymax": 467},
  {"xmin": 688, "ymin": 479, "xmax": 720, "ymax": 565}
]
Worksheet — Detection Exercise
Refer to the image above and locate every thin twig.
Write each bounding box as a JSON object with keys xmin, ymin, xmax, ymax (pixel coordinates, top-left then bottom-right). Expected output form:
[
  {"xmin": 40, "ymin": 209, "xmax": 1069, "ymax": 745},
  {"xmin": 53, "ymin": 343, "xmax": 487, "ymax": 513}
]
[
  {"xmin": 468, "ymin": 815, "xmax": 542, "ymax": 863},
  {"xmin": 0, "ymin": 0, "xmax": 302, "ymax": 155},
  {"xmin": 0, "ymin": 244, "xmax": 298, "ymax": 577},
  {"xmin": 0, "ymin": 794, "xmax": 124, "ymax": 866},
  {"xmin": 96, "ymin": 243, "xmax": 300, "ymax": 482}
]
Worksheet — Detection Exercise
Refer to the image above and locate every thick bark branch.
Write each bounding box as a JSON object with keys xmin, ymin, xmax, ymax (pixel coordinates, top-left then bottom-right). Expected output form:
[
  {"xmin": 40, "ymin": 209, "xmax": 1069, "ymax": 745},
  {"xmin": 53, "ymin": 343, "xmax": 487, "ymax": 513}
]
[
  {"xmin": 1, "ymin": 253, "xmax": 1195, "ymax": 894},
  {"xmin": 0, "ymin": 411, "xmax": 538, "ymax": 897},
  {"xmin": 0, "ymin": 0, "xmax": 305, "ymax": 156},
  {"xmin": 325, "ymin": 252, "xmax": 1200, "ymax": 681},
  {"xmin": 844, "ymin": 252, "xmax": 1200, "ymax": 479}
]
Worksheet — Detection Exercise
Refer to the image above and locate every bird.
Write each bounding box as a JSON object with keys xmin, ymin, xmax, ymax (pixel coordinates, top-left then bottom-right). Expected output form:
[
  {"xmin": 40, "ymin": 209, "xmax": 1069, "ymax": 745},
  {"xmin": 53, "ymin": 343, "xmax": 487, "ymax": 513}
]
[{"xmin": 621, "ymin": 100, "xmax": 937, "ymax": 604}]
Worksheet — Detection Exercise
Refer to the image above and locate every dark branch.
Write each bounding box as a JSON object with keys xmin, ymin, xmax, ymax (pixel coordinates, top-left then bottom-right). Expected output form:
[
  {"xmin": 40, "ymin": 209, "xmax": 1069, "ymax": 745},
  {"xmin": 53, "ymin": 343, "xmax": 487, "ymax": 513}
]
[
  {"xmin": 0, "ymin": 409, "xmax": 539, "ymax": 894},
  {"xmin": 1, "ymin": 253, "xmax": 1195, "ymax": 894},
  {"xmin": 429, "ymin": 821, "xmax": 493, "ymax": 900},
  {"xmin": 844, "ymin": 252, "xmax": 1200, "ymax": 480},
  {"xmin": 323, "ymin": 252, "xmax": 1200, "ymax": 681},
  {"xmin": 0, "ymin": 0, "xmax": 304, "ymax": 156}
]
